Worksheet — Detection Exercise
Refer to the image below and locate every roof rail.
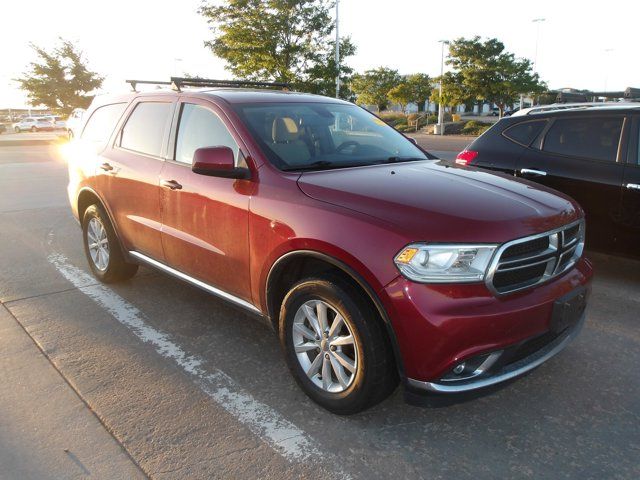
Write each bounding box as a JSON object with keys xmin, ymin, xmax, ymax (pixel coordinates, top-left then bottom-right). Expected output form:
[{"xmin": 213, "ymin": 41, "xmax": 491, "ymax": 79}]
[
  {"xmin": 125, "ymin": 79, "xmax": 172, "ymax": 92},
  {"xmin": 169, "ymin": 76, "xmax": 290, "ymax": 92}
]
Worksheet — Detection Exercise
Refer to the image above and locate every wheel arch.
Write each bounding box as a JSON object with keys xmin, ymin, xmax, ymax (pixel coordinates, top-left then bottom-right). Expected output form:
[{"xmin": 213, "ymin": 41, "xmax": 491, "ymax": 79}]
[
  {"xmin": 76, "ymin": 187, "xmax": 132, "ymax": 263},
  {"xmin": 265, "ymin": 250, "xmax": 405, "ymax": 378}
]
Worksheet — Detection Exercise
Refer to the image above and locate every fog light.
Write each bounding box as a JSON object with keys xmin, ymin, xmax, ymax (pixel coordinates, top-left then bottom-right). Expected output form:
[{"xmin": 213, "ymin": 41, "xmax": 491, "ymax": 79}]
[{"xmin": 453, "ymin": 363, "xmax": 465, "ymax": 375}]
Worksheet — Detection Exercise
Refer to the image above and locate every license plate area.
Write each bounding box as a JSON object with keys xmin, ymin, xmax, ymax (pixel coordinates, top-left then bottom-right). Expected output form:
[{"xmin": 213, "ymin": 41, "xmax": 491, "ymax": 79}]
[{"xmin": 550, "ymin": 287, "xmax": 588, "ymax": 334}]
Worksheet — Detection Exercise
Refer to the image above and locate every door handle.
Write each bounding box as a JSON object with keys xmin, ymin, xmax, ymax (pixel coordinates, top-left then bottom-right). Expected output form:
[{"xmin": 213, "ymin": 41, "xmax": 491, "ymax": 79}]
[
  {"xmin": 100, "ymin": 162, "xmax": 114, "ymax": 172},
  {"xmin": 626, "ymin": 183, "xmax": 640, "ymax": 191},
  {"xmin": 161, "ymin": 179, "xmax": 183, "ymax": 190},
  {"xmin": 520, "ymin": 168, "xmax": 547, "ymax": 176}
]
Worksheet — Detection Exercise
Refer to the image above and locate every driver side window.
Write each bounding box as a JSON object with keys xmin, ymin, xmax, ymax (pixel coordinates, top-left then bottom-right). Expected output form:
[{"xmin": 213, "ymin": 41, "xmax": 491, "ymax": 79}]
[{"xmin": 175, "ymin": 103, "xmax": 239, "ymax": 165}]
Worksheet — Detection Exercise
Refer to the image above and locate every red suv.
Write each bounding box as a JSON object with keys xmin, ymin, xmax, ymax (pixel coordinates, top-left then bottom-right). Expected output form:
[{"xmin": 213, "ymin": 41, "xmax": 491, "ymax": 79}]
[{"xmin": 66, "ymin": 78, "xmax": 593, "ymax": 414}]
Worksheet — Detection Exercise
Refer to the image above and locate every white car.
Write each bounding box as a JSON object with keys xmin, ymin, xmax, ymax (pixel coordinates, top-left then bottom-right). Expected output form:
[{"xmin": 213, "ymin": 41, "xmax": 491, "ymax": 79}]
[
  {"xmin": 66, "ymin": 108, "xmax": 86, "ymax": 139},
  {"xmin": 43, "ymin": 116, "xmax": 67, "ymax": 131},
  {"xmin": 12, "ymin": 117, "xmax": 55, "ymax": 132}
]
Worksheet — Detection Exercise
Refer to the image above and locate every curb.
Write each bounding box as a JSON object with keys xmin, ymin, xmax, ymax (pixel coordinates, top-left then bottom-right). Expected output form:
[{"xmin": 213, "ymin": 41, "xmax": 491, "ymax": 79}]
[{"xmin": 0, "ymin": 139, "xmax": 63, "ymax": 147}]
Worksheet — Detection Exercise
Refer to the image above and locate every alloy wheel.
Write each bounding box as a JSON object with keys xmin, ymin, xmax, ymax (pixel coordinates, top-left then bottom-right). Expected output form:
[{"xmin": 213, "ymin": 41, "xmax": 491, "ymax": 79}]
[
  {"xmin": 87, "ymin": 217, "xmax": 110, "ymax": 271},
  {"xmin": 292, "ymin": 299, "xmax": 358, "ymax": 393}
]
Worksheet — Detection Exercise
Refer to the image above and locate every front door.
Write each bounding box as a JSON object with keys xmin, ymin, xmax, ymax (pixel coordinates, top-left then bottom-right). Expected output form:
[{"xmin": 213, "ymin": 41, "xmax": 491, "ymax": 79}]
[
  {"xmin": 160, "ymin": 99, "xmax": 254, "ymax": 302},
  {"xmin": 517, "ymin": 114, "xmax": 625, "ymax": 250},
  {"xmin": 618, "ymin": 116, "xmax": 640, "ymax": 256}
]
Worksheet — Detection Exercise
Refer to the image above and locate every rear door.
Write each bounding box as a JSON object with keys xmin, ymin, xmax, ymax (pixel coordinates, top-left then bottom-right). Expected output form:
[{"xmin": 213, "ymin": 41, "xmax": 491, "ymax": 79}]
[
  {"xmin": 159, "ymin": 97, "xmax": 254, "ymax": 301},
  {"xmin": 517, "ymin": 114, "xmax": 626, "ymax": 250},
  {"xmin": 618, "ymin": 115, "xmax": 640, "ymax": 256},
  {"xmin": 99, "ymin": 97, "xmax": 174, "ymax": 259}
]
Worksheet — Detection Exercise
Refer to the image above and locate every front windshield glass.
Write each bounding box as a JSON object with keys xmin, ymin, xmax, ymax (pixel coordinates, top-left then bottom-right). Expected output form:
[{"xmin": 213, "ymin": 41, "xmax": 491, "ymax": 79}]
[{"xmin": 233, "ymin": 102, "xmax": 433, "ymax": 171}]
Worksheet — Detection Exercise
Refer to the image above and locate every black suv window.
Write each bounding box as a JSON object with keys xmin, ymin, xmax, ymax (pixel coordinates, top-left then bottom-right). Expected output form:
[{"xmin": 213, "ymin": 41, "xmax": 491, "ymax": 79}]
[
  {"xmin": 175, "ymin": 104, "xmax": 239, "ymax": 165},
  {"xmin": 120, "ymin": 102, "xmax": 172, "ymax": 157},
  {"xmin": 81, "ymin": 103, "xmax": 126, "ymax": 148},
  {"xmin": 543, "ymin": 116, "xmax": 623, "ymax": 162},
  {"xmin": 503, "ymin": 120, "xmax": 546, "ymax": 146}
]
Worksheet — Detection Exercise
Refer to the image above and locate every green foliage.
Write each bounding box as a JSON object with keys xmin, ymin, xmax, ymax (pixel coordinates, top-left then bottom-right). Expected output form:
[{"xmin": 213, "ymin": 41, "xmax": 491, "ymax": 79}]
[
  {"xmin": 350, "ymin": 67, "xmax": 401, "ymax": 111},
  {"xmin": 461, "ymin": 120, "xmax": 492, "ymax": 135},
  {"xmin": 387, "ymin": 82, "xmax": 413, "ymax": 113},
  {"xmin": 447, "ymin": 36, "xmax": 545, "ymax": 116},
  {"xmin": 301, "ymin": 37, "xmax": 356, "ymax": 99},
  {"xmin": 430, "ymin": 71, "xmax": 472, "ymax": 109},
  {"xmin": 15, "ymin": 38, "xmax": 103, "ymax": 114},
  {"xmin": 405, "ymin": 73, "xmax": 432, "ymax": 111},
  {"xmin": 200, "ymin": 0, "xmax": 355, "ymax": 97}
]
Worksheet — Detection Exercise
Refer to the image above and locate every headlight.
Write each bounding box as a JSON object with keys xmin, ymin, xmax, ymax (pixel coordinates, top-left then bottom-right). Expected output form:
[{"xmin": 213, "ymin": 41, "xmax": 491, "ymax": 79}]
[{"xmin": 394, "ymin": 244, "xmax": 497, "ymax": 283}]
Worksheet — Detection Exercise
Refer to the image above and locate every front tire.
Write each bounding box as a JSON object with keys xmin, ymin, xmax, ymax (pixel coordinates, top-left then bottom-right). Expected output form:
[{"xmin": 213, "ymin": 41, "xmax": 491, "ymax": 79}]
[
  {"xmin": 279, "ymin": 276, "xmax": 398, "ymax": 414},
  {"xmin": 14, "ymin": 127, "xmax": 20, "ymax": 133},
  {"xmin": 31, "ymin": 126, "xmax": 37, "ymax": 132},
  {"xmin": 82, "ymin": 204, "xmax": 138, "ymax": 283}
]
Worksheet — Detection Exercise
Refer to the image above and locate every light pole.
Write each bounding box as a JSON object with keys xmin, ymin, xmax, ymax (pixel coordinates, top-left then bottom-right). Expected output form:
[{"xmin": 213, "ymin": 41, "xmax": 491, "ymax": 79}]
[
  {"xmin": 437, "ymin": 40, "xmax": 449, "ymax": 136},
  {"xmin": 603, "ymin": 48, "xmax": 614, "ymax": 96},
  {"xmin": 532, "ymin": 18, "xmax": 545, "ymax": 74},
  {"xmin": 335, "ymin": 0, "xmax": 340, "ymax": 98}
]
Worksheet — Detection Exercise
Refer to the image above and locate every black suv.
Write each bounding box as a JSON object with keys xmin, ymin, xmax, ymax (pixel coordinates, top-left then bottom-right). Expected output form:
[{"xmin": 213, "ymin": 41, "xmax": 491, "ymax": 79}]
[{"xmin": 455, "ymin": 105, "xmax": 640, "ymax": 258}]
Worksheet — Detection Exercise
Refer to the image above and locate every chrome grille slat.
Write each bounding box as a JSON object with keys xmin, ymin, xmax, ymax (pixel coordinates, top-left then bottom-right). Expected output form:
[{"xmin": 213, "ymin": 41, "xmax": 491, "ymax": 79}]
[{"xmin": 486, "ymin": 220, "xmax": 585, "ymax": 295}]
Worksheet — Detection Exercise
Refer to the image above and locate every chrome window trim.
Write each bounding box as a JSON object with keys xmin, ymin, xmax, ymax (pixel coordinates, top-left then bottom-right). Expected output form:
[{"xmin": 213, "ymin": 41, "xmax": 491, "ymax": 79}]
[
  {"xmin": 485, "ymin": 219, "xmax": 585, "ymax": 296},
  {"xmin": 129, "ymin": 251, "xmax": 261, "ymax": 314}
]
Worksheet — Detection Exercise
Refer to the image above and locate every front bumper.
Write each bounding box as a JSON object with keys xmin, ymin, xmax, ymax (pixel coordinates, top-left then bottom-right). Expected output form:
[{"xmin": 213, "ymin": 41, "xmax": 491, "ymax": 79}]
[
  {"xmin": 382, "ymin": 256, "xmax": 593, "ymax": 392},
  {"xmin": 407, "ymin": 310, "xmax": 585, "ymax": 393}
]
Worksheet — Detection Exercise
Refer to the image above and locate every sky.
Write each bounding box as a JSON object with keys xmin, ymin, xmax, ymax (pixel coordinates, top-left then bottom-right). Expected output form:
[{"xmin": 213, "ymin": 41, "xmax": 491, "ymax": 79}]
[{"xmin": 1, "ymin": 0, "xmax": 637, "ymax": 108}]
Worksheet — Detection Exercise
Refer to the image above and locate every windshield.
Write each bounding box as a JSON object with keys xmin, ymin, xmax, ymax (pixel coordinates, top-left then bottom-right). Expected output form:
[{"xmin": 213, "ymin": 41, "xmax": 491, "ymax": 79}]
[{"xmin": 233, "ymin": 102, "xmax": 434, "ymax": 171}]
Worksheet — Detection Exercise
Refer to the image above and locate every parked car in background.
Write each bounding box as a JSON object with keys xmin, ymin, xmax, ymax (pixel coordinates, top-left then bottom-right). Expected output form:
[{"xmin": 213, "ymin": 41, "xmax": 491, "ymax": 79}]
[
  {"xmin": 66, "ymin": 108, "xmax": 85, "ymax": 139},
  {"xmin": 43, "ymin": 115, "xmax": 67, "ymax": 131},
  {"xmin": 0, "ymin": 123, "xmax": 6, "ymax": 135},
  {"xmin": 12, "ymin": 117, "xmax": 55, "ymax": 132},
  {"xmin": 455, "ymin": 104, "xmax": 640, "ymax": 258},
  {"xmin": 65, "ymin": 78, "xmax": 592, "ymax": 414}
]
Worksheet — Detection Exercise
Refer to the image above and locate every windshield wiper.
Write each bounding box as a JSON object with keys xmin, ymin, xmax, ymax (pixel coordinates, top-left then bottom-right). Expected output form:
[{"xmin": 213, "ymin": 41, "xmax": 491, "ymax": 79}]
[
  {"xmin": 378, "ymin": 156, "xmax": 426, "ymax": 164},
  {"xmin": 282, "ymin": 160, "xmax": 369, "ymax": 172}
]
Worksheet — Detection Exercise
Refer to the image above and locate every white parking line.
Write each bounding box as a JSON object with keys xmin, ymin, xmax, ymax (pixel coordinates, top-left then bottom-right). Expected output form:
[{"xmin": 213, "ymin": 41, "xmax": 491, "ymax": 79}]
[{"xmin": 47, "ymin": 252, "xmax": 350, "ymax": 478}]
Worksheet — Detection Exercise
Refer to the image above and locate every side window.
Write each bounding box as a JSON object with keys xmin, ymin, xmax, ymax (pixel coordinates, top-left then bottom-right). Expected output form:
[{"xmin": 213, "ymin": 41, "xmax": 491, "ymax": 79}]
[
  {"xmin": 502, "ymin": 120, "xmax": 546, "ymax": 146},
  {"xmin": 81, "ymin": 103, "xmax": 127, "ymax": 149},
  {"xmin": 543, "ymin": 116, "xmax": 623, "ymax": 162},
  {"xmin": 120, "ymin": 102, "xmax": 172, "ymax": 157},
  {"xmin": 174, "ymin": 103, "xmax": 239, "ymax": 165}
]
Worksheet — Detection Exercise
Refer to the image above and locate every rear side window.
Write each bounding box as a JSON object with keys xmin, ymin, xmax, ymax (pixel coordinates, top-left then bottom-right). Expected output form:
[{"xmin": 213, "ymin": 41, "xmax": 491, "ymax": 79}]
[
  {"xmin": 81, "ymin": 103, "xmax": 127, "ymax": 148},
  {"xmin": 175, "ymin": 103, "xmax": 239, "ymax": 165},
  {"xmin": 120, "ymin": 102, "xmax": 172, "ymax": 157},
  {"xmin": 503, "ymin": 120, "xmax": 546, "ymax": 146},
  {"xmin": 543, "ymin": 117, "xmax": 623, "ymax": 162}
]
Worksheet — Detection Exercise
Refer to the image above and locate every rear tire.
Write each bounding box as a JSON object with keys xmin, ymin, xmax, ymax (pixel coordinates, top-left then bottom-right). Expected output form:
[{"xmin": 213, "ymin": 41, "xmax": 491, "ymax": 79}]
[
  {"xmin": 82, "ymin": 204, "xmax": 138, "ymax": 283},
  {"xmin": 14, "ymin": 127, "xmax": 20, "ymax": 133},
  {"xmin": 31, "ymin": 126, "xmax": 36, "ymax": 132},
  {"xmin": 279, "ymin": 276, "xmax": 398, "ymax": 414}
]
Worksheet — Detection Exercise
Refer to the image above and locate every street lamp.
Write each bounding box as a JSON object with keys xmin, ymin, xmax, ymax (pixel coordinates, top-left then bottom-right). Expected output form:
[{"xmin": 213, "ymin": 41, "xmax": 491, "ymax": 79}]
[
  {"xmin": 437, "ymin": 40, "xmax": 449, "ymax": 136},
  {"xmin": 532, "ymin": 18, "xmax": 546, "ymax": 74},
  {"xmin": 335, "ymin": 0, "xmax": 340, "ymax": 98}
]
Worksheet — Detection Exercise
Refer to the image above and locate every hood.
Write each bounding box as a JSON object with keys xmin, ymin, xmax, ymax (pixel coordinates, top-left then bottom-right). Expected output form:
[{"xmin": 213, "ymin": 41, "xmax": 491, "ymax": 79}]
[{"xmin": 297, "ymin": 161, "xmax": 580, "ymax": 243}]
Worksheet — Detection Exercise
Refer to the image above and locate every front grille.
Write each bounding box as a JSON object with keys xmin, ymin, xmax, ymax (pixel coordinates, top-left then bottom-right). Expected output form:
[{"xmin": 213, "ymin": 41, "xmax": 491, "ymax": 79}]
[{"xmin": 487, "ymin": 220, "xmax": 585, "ymax": 295}]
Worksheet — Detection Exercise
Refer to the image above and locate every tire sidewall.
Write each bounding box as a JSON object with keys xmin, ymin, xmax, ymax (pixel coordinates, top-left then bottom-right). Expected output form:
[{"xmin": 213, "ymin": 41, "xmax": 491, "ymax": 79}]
[{"xmin": 280, "ymin": 279, "xmax": 373, "ymax": 412}]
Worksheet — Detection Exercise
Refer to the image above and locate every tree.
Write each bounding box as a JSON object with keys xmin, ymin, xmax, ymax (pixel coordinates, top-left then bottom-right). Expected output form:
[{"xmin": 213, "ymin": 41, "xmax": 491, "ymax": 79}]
[
  {"xmin": 199, "ymin": 0, "xmax": 355, "ymax": 95},
  {"xmin": 15, "ymin": 39, "xmax": 103, "ymax": 114},
  {"xmin": 446, "ymin": 36, "xmax": 545, "ymax": 116},
  {"xmin": 429, "ymin": 72, "xmax": 472, "ymax": 112},
  {"xmin": 405, "ymin": 73, "xmax": 432, "ymax": 112},
  {"xmin": 387, "ymin": 82, "xmax": 412, "ymax": 113},
  {"xmin": 302, "ymin": 37, "xmax": 356, "ymax": 99},
  {"xmin": 350, "ymin": 67, "xmax": 401, "ymax": 112}
]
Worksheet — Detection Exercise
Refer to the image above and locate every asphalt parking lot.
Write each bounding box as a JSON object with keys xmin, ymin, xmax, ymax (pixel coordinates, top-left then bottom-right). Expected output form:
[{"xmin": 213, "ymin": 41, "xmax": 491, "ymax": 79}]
[{"xmin": 1, "ymin": 144, "xmax": 638, "ymax": 479}]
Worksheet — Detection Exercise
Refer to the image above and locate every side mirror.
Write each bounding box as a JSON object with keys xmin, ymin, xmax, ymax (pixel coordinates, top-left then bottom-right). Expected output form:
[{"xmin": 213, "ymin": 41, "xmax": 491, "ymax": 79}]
[
  {"xmin": 192, "ymin": 146, "xmax": 250, "ymax": 179},
  {"xmin": 408, "ymin": 137, "xmax": 418, "ymax": 145}
]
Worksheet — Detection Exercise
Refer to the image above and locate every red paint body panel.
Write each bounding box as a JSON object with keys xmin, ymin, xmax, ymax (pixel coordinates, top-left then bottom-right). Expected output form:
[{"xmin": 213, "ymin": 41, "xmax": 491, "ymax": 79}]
[{"xmin": 66, "ymin": 88, "xmax": 595, "ymax": 389}]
